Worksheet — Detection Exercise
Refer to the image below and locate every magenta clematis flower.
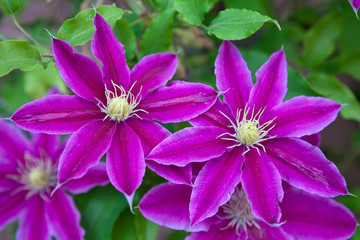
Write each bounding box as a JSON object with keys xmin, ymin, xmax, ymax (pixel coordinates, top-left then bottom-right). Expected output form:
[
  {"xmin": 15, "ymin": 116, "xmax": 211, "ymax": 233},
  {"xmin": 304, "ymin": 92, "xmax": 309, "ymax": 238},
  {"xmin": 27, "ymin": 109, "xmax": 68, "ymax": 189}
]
[
  {"xmin": 11, "ymin": 13, "xmax": 217, "ymax": 206},
  {"xmin": 147, "ymin": 41, "xmax": 348, "ymax": 225},
  {"xmin": 139, "ymin": 182, "xmax": 357, "ymax": 240},
  {"xmin": 0, "ymin": 120, "xmax": 109, "ymax": 240},
  {"xmin": 349, "ymin": 0, "xmax": 360, "ymax": 18}
]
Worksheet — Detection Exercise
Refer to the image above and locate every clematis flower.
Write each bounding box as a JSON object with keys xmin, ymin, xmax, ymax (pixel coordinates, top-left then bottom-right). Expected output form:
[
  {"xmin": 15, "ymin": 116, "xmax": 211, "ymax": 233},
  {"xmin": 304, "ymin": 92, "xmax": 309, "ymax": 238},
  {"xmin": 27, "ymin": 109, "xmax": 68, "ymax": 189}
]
[
  {"xmin": 147, "ymin": 41, "xmax": 348, "ymax": 225},
  {"xmin": 349, "ymin": 0, "xmax": 360, "ymax": 18},
  {"xmin": 139, "ymin": 182, "xmax": 357, "ymax": 240},
  {"xmin": 0, "ymin": 120, "xmax": 109, "ymax": 240},
  {"xmin": 11, "ymin": 13, "xmax": 217, "ymax": 207}
]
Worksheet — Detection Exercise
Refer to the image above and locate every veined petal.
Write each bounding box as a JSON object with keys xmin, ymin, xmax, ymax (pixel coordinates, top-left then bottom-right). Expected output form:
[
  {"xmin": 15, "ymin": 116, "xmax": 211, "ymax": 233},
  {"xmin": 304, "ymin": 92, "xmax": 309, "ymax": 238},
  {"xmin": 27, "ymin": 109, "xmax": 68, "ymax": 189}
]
[
  {"xmin": 16, "ymin": 195, "xmax": 49, "ymax": 240},
  {"xmin": 190, "ymin": 148, "xmax": 244, "ymax": 225},
  {"xmin": 32, "ymin": 133, "xmax": 60, "ymax": 160},
  {"xmin": 148, "ymin": 127, "xmax": 232, "ymax": 166},
  {"xmin": 92, "ymin": 13, "xmax": 130, "ymax": 91},
  {"xmin": 300, "ymin": 133, "xmax": 321, "ymax": 147},
  {"xmin": 52, "ymin": 38, "xmax": 106, "ymax": 104},
  {"xmin": 265, "ymin": 138, "xmax": 348, "ymax": 197},
  {"xmin": 139, "ymin": 81, "xmax": 217, "ymax": 123},
  {"xmin": 215, "ymin": 41, "xmax": 252, "ymax": 111},
  {"xmin": 248, "ymin": 50, "xmax": 287, "ymax": 112},
  {"xmin": 238, "ymin": 220, "xmax": 292, "ymax": 240},
  {"xmin": 12, "ymin": 95, "xmax": 104, "ymax": 134},
  {"xmin": 186, "ymin": 221, "xmax": 238, "ymax": 240},
  {"xmin": 241, "ymin": 149, "xmax": 283, "ymax": 224},
  {"xmin": 64, "ymin": 162, "xmax": 109, "ymax": 194},
  {"xmin": 106, "ymin": 123, "xmax": 145, "ymax": 200},
  {"xmin": 280, "ymin": 185, "xmax": 357, "ymax": 240},
  {"xmin": 263, "ymin": 96, "xmax": 341, "ymax": 138},
  {"xmin": 189, "ymin": 98, "xmax": 235, "ymax": 130},
  {"xmin": 0, "ymin": 191, "xmax": 26, "ymax": 230},
  {"xmin": 45, "ymin": 190, "xmax": 85, "ymax": 240},
  {"xmin": 126, "ymin": 118, "xmax": 171, "ymax": 156},
  {"xmin": 57, "ymin": 119, "xmax": 116, "ymax": 184},
  {"xmin": 146, "ymin": 160, "xmax": 192, "ymax": 185},
  {"xmin": 130, "ymin": 53, "xmax": 177, "ymax": 99}
]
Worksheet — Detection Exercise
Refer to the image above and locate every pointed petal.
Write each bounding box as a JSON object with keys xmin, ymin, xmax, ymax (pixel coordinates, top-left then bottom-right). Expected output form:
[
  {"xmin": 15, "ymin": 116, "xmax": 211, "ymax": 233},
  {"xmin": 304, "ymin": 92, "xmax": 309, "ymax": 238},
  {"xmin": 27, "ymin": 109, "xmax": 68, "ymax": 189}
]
[
  {"xmin": 130, "ymin": 53, "xmax": 177, "ymax": 99},
  {"xmin": 12, "ymin": 95, "xmax": 104, "ymax": 134},
  {"xmin": 239, "ymin": 220, "xmax": 292, "ymax": 240},
  {"xmin": 52, "ymin": 38, "xmax": 105, "ymax": 104},
  {"xmin": 92, "ymin": 13, "xmax": 130, "ymax": 91},
  {"xmin": 146, "ymin": 160, "xmax": 192, "ymax": 185},
  {"xmin": 58, "ymin": 119, "xmax": 116, "ymax": 184},
  {"xmin": 45, "ymin": 190, "xmax": 85, "ymax": 240},
  {"xmin": 265, "ymin": 138, "xmax": 348, "ymax": 197},
  {"xmin": 215, "ymin": 41, "xmax": 252, "ymax": 111},
  {"xmin": 32, "ymin": 133, "xmax": 60, "ymax": 159},
  {"xmin": 64, "ymin": 162, "xmax": 109, "ymax": 194},
  {"xmin": 300, "ymin": 133, "xmax": 321, "ymax": 147},
  {"xmin": 190, "ymin": 148, "xmax": 244, "ymax": 225},
  {"xmin": 126, "ymin": 118, "xmax": 171, "ymax": 156},
  {"xmin": 263, "ymin": 96, "xmax": 341, "ymax": 138},
  {"xmin": 106, "ymin": 123, "xmax": 145, "ymax": 198},
  {"xmin": 189, "ymin": 98, "xmax": 235, "ymax": 130},
  {"xmin": 0, "ymin": 191, "xmax": 26, "ymax": 229},
  {"xmin": 16, "ymin": 195, "xmax": 49, "ymax": 240},
  {"xmin": 349, "ymin": 0, "xmax": 360, "ymax": 14},
  {"xmin": 139, "ymin": 81, "xmax": 217, "ymax": 123},
  {"xmin": 241, "ymin": 149, "xmax": 283, "ymax": 224},
  {"xmin": 248, "ymin": 50, "xmax": 287, "ymax": 111},
  {"xmin": 280, "ymin": 185, "xmax": 357, "ymax": 240},
  {"xmin": 148, "ymin": 127, "xmax": 231, "ymax": 166}
]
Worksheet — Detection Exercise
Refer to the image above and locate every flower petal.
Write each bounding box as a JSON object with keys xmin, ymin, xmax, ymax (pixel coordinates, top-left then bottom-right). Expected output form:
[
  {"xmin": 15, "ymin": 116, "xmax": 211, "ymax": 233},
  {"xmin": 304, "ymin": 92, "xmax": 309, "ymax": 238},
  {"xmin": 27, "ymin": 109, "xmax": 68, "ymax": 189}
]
[
  {"xmin": 280, "ymin": 185, "xmax": 357, "ymax": 240},
  {"xmin": 106, "ymin": 123, "xmax": 145, "ymax": 200},
  {"xmin": 52, "ymin": 38, "xmax": 105, "ymax": 104},
  {"xmin": 349, "ymin": 0, "xmax": 360, "ymax": 15},
  {"xmin": 215, "ymin": 41, "xmax": 252, "ymax": 111},
  {"xmin": 32, "ymin": 133, "xmax": 60, "ymax": 159},
  {"xmin": 45, "ymin": 190, "xmax": 85, "ymax": 240},
  {"xmin": 265, "ymin": 138, "xmax": 348, "ymax": 197},
  {"xmin": 0, "ymin": 164, "xmax": 19, "ymax": 192},
  {"xmin": 241, "ymin": 149, "xmax": 283, "ymax": 224},
  {"xmin": 300, "ymin": 133, "xmax": 321, "ymax": 147},
  {"xmin": 139, "ymin": 81, "xmax": 217, "ymax": 123},
  {"xmin": 130, "ymin": 53, "xmax": 177, "ymax": 99},
  {"xmin": 57, "ymin": 119, "xmax": 116, "ymax": 184},
  {"xmin": 126, "ymin": 118, "xmax": 171, "ymax": 156},
  {"xmin": 148, "ymin": 127, "xmax": 231, "ymax": 166},
  {"xmin": 12, "ymin": 95, "xmax": 104, "ymax": 134},
  {"xmin": 248, "ymin": 50, "xmax": 287, "ymax": 111},
  {"xmin": 146, "ymin": 160, "xmax": 192, "ymax": 185},
  {"xmin": 92, "ymin": 13, "xmax": 130, "ymax": 91},
  {"xmin": 0, "ymin": 191, "xmax": 26, "ymax": 229},
  {"xmin": 239, "ymin": 220, "xmax": 292, "ymax": 240},
  {"xmin": 186, "ymin": 221, "xmax": 237, "ymax": 240},
  {"xmin": 16, "ymin": 195, "xmax": 49, "ymax": 240},
  {"xmin": 64, "ymin": 162, "xmax": 109, "ymax": 194},
  {"xmin": 263, "ymin": 96, "xmax": 341, "ymax": 138},
  {"xmin": 190, "ymin": 148, "xmax": 244, "ymax": 225}
]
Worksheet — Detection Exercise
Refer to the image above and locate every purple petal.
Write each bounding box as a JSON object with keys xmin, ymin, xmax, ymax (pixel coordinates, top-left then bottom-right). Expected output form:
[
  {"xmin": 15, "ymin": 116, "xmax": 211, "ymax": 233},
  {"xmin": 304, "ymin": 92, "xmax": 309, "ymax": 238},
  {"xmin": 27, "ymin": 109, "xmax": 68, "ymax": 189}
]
[
  {"xmin": 265, "ymin": 138, "xmax": 348, "ymax": 197},
  {"xmin": 126, "ymin": 118, "xmax": 171, "ymax": 156},
  {"xmin": 189, "ymin": 98, "xmax": 235, "ymax": 130},
  {"xmin": 139, "ymin": 81, "xmax": 217, "ymax": 123},
  {"xmin": 0, "ymin": 164, "xmax": 19, "ymax": 192},
  {"xmin": 130, "ymin": 53, "xmax": 177, "ymax": 99},
  {"xmin": 16, "ymin": 195, "xmax": 49, "ymax": 240},
  {"xmin": 238, "ymin": 220, "xmax": 292, "ymax": 240},
  {"xmin": 0, "ymin": 191, "xmax": 26, "ymax": 229},
  {"xmin": 146, "ymin": 160, "xmax": 192, "ymax": 185},
  {"xmin": 64, "ymin": 162, "xmax": 109, "ymax": 194},
  {"xmin": 215, "ymin": 41, "xmax": 252, "ymax": 111},
  {"xmin": 190, "ymin": 148, "xmax": 244, "ymax": 225},
  {"xmin": 92, "ymin": 13, "xmax": 130, "ymax": 91},
  {"xmin": 57, "ymin": 119, "xmax": 116, "ymax": 184},
  {"xmin": 349, "ymin": 0, "xmax": 360, "ymax": 15},
  {"xmin": 45, "ymin": 190, "xmax": 85, "ymax": 240},
  {"xmin": 280, "ymin": 185, "xmax": 357, "ymax": 240},
  {"xmin": 241, "ymin": 149, "xmax": 283, "ymax": 224},
  {"xmin": 32, "ymin": 133, "xmax": 60, "ymax": 160},
  {"xmin": 52, "ymin": 38, "xmax": 106, "ymax": 104},
  {"xmin": 300, "ymin": 133, "xmax": 321, "ymax": 147},
  {"xmin": 148, "ymin": 127, "xmax": 231, "ymax": 166},
  {"xmin": 106, "ymin": 123, "xmax": 145, "ymax": 199},
  {"xmin": 186, "ymin": 221, "xmax": 237, "ymax": 240},
  {"xmin": 248, "ymin": 50, "xmax": 287, "ymax": 112},
  {"xmin": 263, "ymin": 96, "xmax": 341, "ymax": 138},
  {"xmin": 12, "ymin": 95, "xmax": 104, "ymax": 134}
]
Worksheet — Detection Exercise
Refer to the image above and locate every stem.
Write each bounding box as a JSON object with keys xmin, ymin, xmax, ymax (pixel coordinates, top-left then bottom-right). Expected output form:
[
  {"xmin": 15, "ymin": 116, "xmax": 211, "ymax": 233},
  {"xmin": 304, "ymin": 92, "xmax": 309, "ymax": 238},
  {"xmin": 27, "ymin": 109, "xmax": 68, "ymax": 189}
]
[{"xmin": 40, "ymin": 53, "xmax": 54, "ymax": 58}]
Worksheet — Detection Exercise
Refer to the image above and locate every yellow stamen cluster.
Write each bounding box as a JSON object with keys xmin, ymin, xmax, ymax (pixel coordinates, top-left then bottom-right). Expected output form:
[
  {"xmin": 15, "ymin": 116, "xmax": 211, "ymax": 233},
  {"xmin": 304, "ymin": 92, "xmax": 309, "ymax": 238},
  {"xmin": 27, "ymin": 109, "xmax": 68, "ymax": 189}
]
[{"xmin": 28, "ymin": 168, "xmax": 50, "ymax": 189}]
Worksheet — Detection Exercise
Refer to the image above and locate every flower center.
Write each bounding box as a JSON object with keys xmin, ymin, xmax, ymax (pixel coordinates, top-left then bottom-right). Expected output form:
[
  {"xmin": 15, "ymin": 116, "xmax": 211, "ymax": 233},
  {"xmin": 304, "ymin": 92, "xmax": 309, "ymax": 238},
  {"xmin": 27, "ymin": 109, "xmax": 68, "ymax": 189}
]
[
  {"xmin": 108, "ymin": 97, "xmax": 130, "ymax": 121},
  {"xmin": 237, "ymin": 121, "xmax": 259, "ymax": 145},
  {"xmin": 28, "ymin": 167, "xmax": 50, "ymax": 189}
]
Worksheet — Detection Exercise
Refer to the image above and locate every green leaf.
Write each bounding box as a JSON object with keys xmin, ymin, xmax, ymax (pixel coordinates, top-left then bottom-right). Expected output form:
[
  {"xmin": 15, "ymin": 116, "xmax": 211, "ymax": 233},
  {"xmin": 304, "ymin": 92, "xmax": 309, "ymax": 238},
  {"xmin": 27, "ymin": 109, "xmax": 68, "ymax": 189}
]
[
  {"xmin": 0, "ymin": 40, "xmax": 42, "ymax": 77},
  {"xmin": 155, "ymin": 0, "xmax": 174, "ymax": 10},
  {"xmin": 207, "ymin": 8, "xmax": 280, "ymax": 40},
  {"xmin": 0, "ymin": 0, "xmax": 19, "ymax": 14},
  {"xmin": 74, "ymin": 185, "xmax": 128, "ymax": 240},
  {"xmin": 285, "ymin": 68, "xmax": 318, "ymax": 100},
  {"xmin": 333, "ymin": 49, "xmax": 360, "ymax": 81},
  {"xmin": 140, "ymin": 9, "xmax": 173, "ymax": 56},
  {"xmin": 173, "ymin": 0, "xmax": 208, "ymax": 26},
  {"xmin": 308, "ymin": 72, "xmax": 360, "ymax": 122},
  {"xmin": 224, "ymin": 0, "xmax": 271, "ymax": 15},
  {"xmin": 113, "ymin": 19, "xmax": 136, "ymax": 60},
  {"xmin": 57, "ymin": 5, "xmax": 124, "ymax": 46}
]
